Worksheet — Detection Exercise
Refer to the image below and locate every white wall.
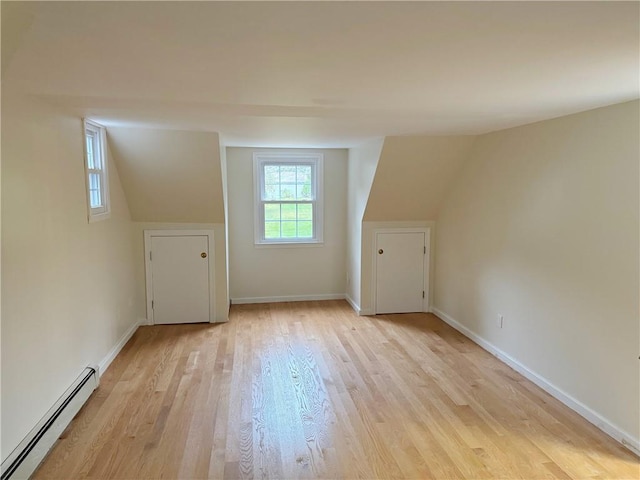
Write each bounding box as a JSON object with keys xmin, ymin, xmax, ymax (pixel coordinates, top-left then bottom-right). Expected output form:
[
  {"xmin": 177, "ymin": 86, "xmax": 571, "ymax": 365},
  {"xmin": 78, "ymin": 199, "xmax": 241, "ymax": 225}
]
[
  {"xmin": 219, "ymin": 142, "xmax": 230, "ymax": 310},
  {"xmin": 1, "ymin": 94, "xmax": 139, "ymax": 460},
  {"xmin": 435, "ymin": 101, "xmax": 640, "ymax": 448},
  {"xmin": 346, "ymin": 140, "xmax": 383, "ymax": 311},
  {"xmin": 226, "ymin": 147, "xmax": 347, "ymax": 302}
]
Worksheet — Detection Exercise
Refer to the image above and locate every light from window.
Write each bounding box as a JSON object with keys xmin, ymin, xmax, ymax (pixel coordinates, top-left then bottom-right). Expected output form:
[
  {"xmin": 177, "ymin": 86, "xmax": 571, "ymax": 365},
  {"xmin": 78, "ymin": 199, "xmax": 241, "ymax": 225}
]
[
  {"xmin": 254, "ymin": 153, "xmax": 323, "ymax": 244},
  {"xmin": 83, "ymin": 119, "xmax": 110, "ymax": 222}
]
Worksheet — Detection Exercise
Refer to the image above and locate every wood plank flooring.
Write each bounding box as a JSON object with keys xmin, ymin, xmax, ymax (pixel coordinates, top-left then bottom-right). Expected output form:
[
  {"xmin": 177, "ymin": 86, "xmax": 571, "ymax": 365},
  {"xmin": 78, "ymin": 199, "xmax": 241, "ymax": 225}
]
[{"xmin": 34, "ymin": 301, "xmax": 639, "ymax": 479}]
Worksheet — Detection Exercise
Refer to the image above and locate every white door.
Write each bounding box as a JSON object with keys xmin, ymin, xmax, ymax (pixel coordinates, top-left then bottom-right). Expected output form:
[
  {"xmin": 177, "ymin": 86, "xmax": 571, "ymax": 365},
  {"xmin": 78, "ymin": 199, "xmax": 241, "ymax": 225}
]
[
  {"xmin": 150, "ymin": 235, "xmax": 211, "ymax": 324},
  {"xmin": 375, "ymin": 232, "xmax": 425, "ymax": 314}
]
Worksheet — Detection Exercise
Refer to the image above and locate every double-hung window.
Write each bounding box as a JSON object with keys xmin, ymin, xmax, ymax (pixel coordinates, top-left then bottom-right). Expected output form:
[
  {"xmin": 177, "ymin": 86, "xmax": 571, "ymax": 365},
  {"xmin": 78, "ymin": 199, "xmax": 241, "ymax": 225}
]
[
  {"xmin": 254, "ymin": 153, "xmax": 323, "ymax": 244},
  {"xmin": 83, "ymin": 119, "xmax": 110, "ymax": 222}
]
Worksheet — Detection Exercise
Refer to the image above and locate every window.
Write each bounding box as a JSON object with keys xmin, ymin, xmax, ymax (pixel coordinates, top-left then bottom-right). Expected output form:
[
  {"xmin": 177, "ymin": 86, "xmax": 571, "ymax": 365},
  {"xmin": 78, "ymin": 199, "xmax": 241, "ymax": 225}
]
[
  {"xmin": 83, "ymin": 119, "xmax": 110, "ymax": 222},
  {"xmin": 254, "ymin": 153, "xmax": 323, "ymax": 244}
]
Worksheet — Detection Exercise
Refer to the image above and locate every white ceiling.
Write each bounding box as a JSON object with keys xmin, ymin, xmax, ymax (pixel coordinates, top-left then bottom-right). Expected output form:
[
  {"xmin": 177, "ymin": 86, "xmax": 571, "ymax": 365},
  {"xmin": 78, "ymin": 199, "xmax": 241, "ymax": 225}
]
[{"xmin": 3, "ymin": 1, "xmax": 639, "ymax": 147}]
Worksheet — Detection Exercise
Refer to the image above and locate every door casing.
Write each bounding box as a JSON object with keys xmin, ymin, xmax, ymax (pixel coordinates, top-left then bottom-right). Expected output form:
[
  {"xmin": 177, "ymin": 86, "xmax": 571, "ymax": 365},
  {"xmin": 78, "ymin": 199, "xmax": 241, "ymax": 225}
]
[{"xmin": 143, "ymin": 229, "xmax": 216, "ymax": 324}]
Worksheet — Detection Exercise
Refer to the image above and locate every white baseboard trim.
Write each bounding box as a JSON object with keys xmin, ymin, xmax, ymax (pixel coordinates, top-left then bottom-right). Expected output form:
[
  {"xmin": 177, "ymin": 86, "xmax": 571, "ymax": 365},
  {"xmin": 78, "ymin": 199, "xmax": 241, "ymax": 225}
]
[
  {"xmin": 431, "ymin": 307, "xmax": 640, "ymax": 456},
  {"xmin": 345, "ymin": 294, "xmax": 361, "ymax": 314},
  {"xmin": 344, "ymin": 294, "xmax": 374, "ymax": 316},
  {"xmin": 97, "ymin": 319, "xmax": 141, "ymax": 377},
  {"xmin": 231, "ymin": 293, "xmax": 346, "ymax": 305}
]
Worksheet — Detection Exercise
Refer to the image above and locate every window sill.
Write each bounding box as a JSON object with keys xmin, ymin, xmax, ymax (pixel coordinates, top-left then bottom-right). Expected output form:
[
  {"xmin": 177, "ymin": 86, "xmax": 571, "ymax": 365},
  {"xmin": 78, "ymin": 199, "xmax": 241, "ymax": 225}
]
[
  {"xmin": 254, "ymin": 241, "xmax": 324, "ymax": 249},
  {"xmin": 88, "ymin": 211, "xmax": 111, "ymax": 223}
]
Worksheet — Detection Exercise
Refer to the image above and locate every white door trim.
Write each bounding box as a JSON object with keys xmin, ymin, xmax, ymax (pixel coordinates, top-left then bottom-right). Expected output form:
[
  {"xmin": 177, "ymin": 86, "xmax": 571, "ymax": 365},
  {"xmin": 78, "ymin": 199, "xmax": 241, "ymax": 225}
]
[
  {"xmin": 144, "ymin": 229, "xmax": 216, "ymax": 325},
  {"xmin": 371, "ymin": 227, "xmax": 430, "ymax": 315}
]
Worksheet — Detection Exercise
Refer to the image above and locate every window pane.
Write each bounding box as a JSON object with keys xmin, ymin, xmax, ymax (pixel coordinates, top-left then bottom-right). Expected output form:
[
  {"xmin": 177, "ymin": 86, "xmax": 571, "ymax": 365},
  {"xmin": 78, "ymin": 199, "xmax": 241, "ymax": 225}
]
[
  {"xmin": 280, "ymin": 184, "xmax": 295, "ymax": 200},
  {"xmin": 281, "ymin": 221, "xmax": 296, "ymax": 238},
  {"xmin": 264, "ymin": 204, "xmax": 280, "ymax": 221},
  {"xmin": 89, "ymin": 173, "xmax": 102, "ymax": 208},
  {"xmin": 297, "ymin": 184, "xmax": 312, "ymax": 200},
  {"xmin": 264, "ymin": 221, "xmax": 281, "ymax": 238},
  {"xmin": 86, "ymin": 131, "xmax": 103, "ymax": 170},
  {"xmin": 262, "ymin": 163, "xmax": 315, "ymax": 202},
  {"xmin": 298, "ymin": 203, "xmax": 312, "ymax": 220},
  {"xmin": 89, "ymin": 172, "xmax": 98, "ymax": 189},
  {"xmin": 298, "ymin": 221, "xmax": 313, "ymax": 238},
  {"xmin": 264, "ymin": 165, "xmax": 280, "ymax": 185},
  {"xmin": 281, "ymin": 203, "xmax": 296, "ymax": 220},
  {"xmin": 86, "ymin": 134, "xmax": 95, "ymax": 169},
  {"xmin": 93, "ymin": 136, "xmax": 102, "ymax": 169},
  {"xmin": 280, "ymin": 165, "xmax": 296, "ymax": 183},
  {"xmin": 297, "ymin": 165, "xmax": 311, "ymax": 184},
  {"xmin": 264, "ymin": 184, "xmax": 279, "ymax": 201}
]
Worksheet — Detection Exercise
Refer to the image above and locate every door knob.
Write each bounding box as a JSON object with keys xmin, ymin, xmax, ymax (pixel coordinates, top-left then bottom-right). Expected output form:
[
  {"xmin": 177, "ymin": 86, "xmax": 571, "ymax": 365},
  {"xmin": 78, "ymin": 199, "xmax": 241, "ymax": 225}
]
[
  {"xmin": 201, "ymin": 252, "xmax": 207, "ymax": 258},
  {"xmin": 378, "ymin": 249, "xmax": 384, "ymax": 254}
]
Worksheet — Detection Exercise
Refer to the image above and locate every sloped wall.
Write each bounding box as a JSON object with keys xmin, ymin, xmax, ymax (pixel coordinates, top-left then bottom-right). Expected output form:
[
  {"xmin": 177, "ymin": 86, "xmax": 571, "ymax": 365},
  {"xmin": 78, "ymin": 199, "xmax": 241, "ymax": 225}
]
[
  {"xmin": 108, "ymin": 128, "xmax": 224, "ymax": 223},
  {"xmin": 363, "ymin": 136, "xmax": 477, "ymax": 221}
]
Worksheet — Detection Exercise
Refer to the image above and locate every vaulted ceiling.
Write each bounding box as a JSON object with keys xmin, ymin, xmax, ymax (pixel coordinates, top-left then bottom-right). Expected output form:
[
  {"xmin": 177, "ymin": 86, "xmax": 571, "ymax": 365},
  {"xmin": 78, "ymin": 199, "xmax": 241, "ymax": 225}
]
[{"xmin": 3, "ymin": 1, "xmax": 638, "ymax": 147}]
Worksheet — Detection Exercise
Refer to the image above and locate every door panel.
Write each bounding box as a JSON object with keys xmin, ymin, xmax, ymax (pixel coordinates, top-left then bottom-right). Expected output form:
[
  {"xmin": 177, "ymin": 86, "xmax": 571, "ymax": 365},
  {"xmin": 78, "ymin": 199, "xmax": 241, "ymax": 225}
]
[
  {"xmin": 376, "ymin": 232, "xmax": 425, "ymax": 314},
  {"xmin": 151, "ymin": 235, "xmax": 210, "ymax": 324}
]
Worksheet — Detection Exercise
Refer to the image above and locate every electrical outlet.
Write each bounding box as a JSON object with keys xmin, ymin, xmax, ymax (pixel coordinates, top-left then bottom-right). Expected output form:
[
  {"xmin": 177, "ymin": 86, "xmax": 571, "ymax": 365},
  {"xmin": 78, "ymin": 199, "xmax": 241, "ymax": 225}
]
[{"xmin": 497, "ymin": 314, "xmax": 504, "ymax": 328}]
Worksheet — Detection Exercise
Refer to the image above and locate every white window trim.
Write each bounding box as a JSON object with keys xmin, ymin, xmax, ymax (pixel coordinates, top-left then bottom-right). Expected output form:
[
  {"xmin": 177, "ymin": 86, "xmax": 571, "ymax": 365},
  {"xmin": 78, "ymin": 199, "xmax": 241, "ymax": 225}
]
[
  {"xmin": 253, "ymin": 153, "xmax": 324, "ymax": 245},
  {"xmin": 83, "ymin": 119, "xmax": 110, "ymax": 223}
]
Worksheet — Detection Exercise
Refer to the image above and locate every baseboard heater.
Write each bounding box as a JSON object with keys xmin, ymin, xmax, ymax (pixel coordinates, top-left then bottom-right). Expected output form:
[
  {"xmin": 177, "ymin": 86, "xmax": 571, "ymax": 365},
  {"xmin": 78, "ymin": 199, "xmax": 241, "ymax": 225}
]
[{"xmin": 1, "ymin": 367, "xmax": 99, "ymax": 480}]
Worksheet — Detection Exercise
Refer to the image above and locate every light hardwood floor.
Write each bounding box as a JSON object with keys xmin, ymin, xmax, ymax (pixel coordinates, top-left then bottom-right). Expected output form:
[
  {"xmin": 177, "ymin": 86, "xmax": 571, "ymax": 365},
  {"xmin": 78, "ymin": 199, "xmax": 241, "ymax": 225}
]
[{"xmin": 34, "ymin": 301, "xmax": 639, "ymax": 479}]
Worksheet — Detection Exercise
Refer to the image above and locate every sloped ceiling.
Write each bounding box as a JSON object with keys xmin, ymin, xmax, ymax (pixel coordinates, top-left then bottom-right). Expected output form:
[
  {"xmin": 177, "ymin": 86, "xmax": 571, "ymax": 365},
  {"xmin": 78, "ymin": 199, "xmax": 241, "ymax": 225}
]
[
  {"xmin": 0, "ymin": 2, "xmax": 35, "ymax": 76},
  {"xmin": 108, "ymin": 128, "xmax": 224, "ymax": 223},
  {"xmin": 3, "ymin": 1, "xmax": 638, "ymax": 147},
  {"xmin": 364, "ymin": 136, "xmax": 478, "ymax": 221}
]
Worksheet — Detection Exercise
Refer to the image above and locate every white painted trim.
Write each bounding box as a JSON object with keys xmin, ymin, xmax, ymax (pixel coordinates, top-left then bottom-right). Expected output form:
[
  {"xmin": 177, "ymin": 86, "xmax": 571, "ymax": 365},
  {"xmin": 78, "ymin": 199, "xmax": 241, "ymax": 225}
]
[
  {"xmin": 97, "ymin": 319, "xmax": 141, "ymax": 377},
  {"xmin": 83, "ymin": 119, "xmax": 111, "ymax": 223},
  {"xmin": 345, "ymin": 294, "xmax": 361, "ymax": 314},
  {"xmin": 253, "ymin": 152, "xmax": 324, "ymax": 245},
  {"xmin": 364, "ymin": 220, "xmax": 435, "ymax": 229},
  {"xmin": 431, "ymin": 307, "xmax": 640, "ymax": 456},
  {"xmin": 371, "ymin": 227, "xmax": 430, "ymax": 315},
  {"xmin": 144, "ymin": 229, "xmax": 216, "ymax": 324},
  {"xmin": 345, "ymin": 295, "xmax": 374, "ymax": 316},
  {"xmin": 231, "ymin": 293, "xmax": 345, "ymax": 305},
  {"xmin": 253, "ymin": 241, "xmax": 325, "ymax": 249}
]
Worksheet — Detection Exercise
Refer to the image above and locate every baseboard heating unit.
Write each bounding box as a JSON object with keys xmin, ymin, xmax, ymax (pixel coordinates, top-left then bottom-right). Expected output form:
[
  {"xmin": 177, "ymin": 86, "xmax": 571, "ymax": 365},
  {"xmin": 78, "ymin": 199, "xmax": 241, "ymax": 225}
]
[{"xmin": 1, "ymin": 367, "xmax": 99, "ymax": 480}]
